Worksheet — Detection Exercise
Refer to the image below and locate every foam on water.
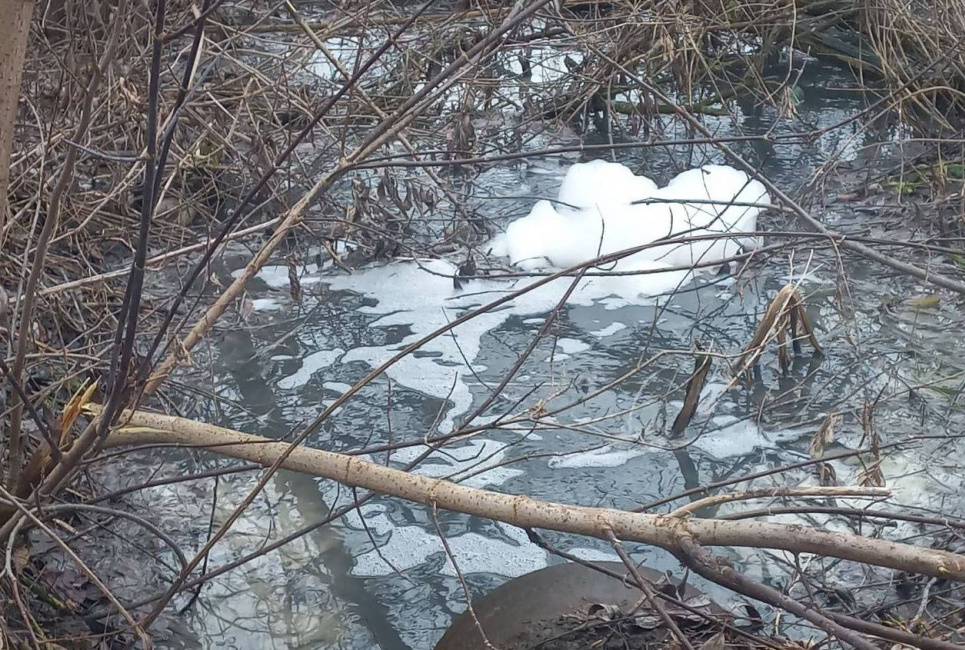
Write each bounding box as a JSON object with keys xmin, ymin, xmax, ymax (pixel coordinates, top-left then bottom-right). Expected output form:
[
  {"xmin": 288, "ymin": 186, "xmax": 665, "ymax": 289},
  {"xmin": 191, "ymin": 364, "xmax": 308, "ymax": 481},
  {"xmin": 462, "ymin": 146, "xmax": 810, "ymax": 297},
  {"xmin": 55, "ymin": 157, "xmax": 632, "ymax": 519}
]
[
  {"xmin": 490, "ymin": 161, "xmax": 770, "ymax": 274},
  {"xmin": 322, "ymin": 381, "xmax": 353, "ymax": 394},
  {"xmin": 689, "ymin": 416, "xmax": 808, "ymax": 458},
  {"xmin": 548, "ymin": 444, "xmax": 650, "ymax": 469},
  {"xmin": 346, "ymin": 508, "xmax": 546, "ymax": 578},
  {"xmin": 556, "ymin": 337, "xmax": 591, "ymax": 355},
  {"xmin": 251, "ymin": 298, "xmax": 282, "ymax": 311},
  {"xmin": 589, "ymin": 322, "xmax": 627, "ymax": 338},
  {"xmin": 278, "ymin": 348, "xmax": 345, "ymax": 390},
  {"xmin": 321, "ymin": 257, "xmax": 685, "ymax": 431},
  {"xmin": 567, "ymin": 547, "xmax": 619, "ymax": 563}
]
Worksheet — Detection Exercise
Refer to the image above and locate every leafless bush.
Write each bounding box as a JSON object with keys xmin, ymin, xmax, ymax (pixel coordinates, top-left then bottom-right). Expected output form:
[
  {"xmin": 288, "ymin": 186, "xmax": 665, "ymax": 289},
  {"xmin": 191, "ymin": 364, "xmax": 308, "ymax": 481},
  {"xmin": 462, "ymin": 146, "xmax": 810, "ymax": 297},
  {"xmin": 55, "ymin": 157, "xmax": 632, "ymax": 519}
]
[{"xmin": 1, "ymin": 0, "xmax": 965, "ymax": 648}]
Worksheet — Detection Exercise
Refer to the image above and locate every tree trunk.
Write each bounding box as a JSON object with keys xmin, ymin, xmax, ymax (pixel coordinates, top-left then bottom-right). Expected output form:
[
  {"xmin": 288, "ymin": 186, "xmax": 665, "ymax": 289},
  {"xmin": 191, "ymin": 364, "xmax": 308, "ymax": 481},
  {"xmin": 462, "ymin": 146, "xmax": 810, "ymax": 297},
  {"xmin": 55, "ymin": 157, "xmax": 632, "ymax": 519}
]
[{"xmin": 0, "ymin": 0, "xmax": 34, "ymax": 231}]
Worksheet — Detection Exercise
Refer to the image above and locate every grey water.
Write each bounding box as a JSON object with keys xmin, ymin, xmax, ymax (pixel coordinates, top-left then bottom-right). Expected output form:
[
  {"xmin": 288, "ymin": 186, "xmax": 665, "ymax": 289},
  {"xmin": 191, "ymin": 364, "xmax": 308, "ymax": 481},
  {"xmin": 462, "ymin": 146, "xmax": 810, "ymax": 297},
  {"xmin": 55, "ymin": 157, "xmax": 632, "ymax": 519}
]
[{"xmin": 119, "ymin": 56, "xmax": 965, "ymax": 650}]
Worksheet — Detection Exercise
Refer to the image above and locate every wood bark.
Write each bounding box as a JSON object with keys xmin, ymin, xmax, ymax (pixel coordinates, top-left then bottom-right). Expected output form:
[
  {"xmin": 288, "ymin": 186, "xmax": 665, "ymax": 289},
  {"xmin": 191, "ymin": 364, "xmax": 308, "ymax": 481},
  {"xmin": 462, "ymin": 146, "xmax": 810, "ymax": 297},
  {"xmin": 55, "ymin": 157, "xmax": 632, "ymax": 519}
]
[
  {"xmin": 96, "ymin": 406, "xmax": 965, "ymax": 583},
  {"xmin": 0, "ymin": 0, "xmax": 35, "ymax": 229}
]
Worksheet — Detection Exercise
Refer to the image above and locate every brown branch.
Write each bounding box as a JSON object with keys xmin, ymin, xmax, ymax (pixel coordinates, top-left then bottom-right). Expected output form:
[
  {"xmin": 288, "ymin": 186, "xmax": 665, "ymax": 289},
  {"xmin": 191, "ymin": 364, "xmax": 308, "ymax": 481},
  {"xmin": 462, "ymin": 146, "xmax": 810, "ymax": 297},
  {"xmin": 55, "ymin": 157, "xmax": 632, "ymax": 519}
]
[
  {"xmin": 674, "ymin": 536, "xmax": 879, "ymax": 650},
  {"xmin": 605, "ymin": 528, "xmax": 696, "ymax": 650},
  {"xmin": 670, "ymin": 344, "xmax": 712, "ymax": 437},
  {"xmin": 668, "ymin": 486, "xmax": 889, "ymax": 519},
  {"xmin": 0, "ymin": 485, "xmax": 152, "ymax": 648},
  {"xmin": 91, "ymin": 406, "xmax": 965, "ymax": 583},
  {"xmin": 4, "ymin": 0, "xmax": 128, "ymax": 490}
]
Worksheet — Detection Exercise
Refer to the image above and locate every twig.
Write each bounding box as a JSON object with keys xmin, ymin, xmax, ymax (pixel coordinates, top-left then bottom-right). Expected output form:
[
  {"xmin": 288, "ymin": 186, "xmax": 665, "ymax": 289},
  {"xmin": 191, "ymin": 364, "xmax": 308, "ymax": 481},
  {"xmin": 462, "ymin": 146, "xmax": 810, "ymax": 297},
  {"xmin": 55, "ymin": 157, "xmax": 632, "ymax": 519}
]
[
  {"xmin": 0, "ymin": 357, "xmax": 60, "ymax": 463},
  {"xmin": 669, "ymin": 486, "xmax": 889, "ymax": 519},
  {"xmin": 430, "ymin": 503, "xmax": 497, "ymax": 650},
  {"xmin": 674, "ymin": 536, "xmax": 879, "ymax": 650},
  {"xmin": 604, "ymin": 528, "xmax": 696, "ymax": 650},
  {"xmin": 5, "ymin": 0, "xmax": 129, "ymax": 490},
  {"xmin": 134, "ymin": 0, "xmax": 560, "ymax": 629},
  {"xmin": 90, "ymin": 405, "xmax": 965, "ymax": 582},
  {"xmin": 0, "ymin": 485, "xmax": 152, "ymax": 648},
  {"xmin": 98, "ymin": 0, "xmax": 167, "ymax": 437}
]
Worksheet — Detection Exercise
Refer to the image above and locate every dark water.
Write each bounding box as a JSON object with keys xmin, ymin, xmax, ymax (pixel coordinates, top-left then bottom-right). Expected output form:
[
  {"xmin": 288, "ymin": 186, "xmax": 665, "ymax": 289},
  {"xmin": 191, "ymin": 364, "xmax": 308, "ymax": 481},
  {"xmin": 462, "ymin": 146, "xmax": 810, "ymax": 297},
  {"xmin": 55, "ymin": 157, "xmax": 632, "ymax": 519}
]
[{"xmin": 122, "ymin": 51, "xmax": 965, "ymax": 649}]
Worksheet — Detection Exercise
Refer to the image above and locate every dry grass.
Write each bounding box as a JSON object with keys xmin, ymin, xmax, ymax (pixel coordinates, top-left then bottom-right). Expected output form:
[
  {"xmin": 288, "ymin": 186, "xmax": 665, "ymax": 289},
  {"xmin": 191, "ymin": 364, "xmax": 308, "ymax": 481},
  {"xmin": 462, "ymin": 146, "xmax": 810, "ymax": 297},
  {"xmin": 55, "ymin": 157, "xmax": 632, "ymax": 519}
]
[{"xmin": 2, "ymin": 0, "xmax": 965, "ymax": 647}]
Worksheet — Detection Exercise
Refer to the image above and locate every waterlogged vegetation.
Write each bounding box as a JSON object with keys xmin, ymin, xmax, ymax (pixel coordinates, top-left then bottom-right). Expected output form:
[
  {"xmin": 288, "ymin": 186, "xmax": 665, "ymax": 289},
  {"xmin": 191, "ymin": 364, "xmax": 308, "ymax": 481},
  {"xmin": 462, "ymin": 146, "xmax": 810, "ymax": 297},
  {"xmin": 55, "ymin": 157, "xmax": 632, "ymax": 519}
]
[{"xmin": 1, "ymin": 1, "xmax": 965, "ymax": 649}]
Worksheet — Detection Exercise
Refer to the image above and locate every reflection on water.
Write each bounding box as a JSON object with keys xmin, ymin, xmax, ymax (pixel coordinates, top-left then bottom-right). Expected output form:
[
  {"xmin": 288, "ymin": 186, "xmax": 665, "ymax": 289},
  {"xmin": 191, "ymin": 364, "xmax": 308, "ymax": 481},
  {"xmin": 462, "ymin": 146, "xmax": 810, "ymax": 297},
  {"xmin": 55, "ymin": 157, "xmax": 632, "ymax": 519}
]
[{"xmin": 120, "ymin": 58, "xmax": 965, "ymax": 649}]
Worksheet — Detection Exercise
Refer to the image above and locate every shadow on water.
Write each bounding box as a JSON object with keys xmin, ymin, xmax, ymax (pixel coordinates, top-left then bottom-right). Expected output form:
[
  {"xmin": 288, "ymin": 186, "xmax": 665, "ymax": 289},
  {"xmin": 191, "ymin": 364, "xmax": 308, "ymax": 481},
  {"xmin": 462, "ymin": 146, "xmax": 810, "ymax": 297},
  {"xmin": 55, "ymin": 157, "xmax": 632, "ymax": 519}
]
[{"xmin": 214, "ymin": 329, "xmax": 408, "ymax": 650}]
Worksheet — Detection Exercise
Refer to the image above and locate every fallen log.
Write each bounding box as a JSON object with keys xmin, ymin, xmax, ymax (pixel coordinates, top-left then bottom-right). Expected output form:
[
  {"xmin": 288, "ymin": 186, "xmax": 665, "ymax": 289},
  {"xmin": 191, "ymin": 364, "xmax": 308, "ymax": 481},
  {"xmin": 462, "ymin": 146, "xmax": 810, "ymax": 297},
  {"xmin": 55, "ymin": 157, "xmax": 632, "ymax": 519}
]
[{"xmin": 90, "ymin": 405, "xmax": 965, "ymax": 583}]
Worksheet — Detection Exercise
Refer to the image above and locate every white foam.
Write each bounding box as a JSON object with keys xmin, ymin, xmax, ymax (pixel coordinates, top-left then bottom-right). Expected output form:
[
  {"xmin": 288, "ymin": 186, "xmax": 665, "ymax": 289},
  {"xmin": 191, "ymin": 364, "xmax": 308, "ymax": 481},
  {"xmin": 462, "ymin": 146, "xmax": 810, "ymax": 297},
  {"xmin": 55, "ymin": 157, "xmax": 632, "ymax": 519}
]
[
  {"xmin": 558, "ymin": 159, "xmax": 658, "ymax": 211},
  {"xmin": 589, "ymin": 322, "xmax": 627, "ymax": 338},
  {"xmin": 379, "ymin": 437, "xmax": 523, "ymax": 489},
  {"xmin": 556, "ymin": 338, "xmax": 590, "ymax": 355},
  {"xmin": 688, "ymin": 416, "xmax": 806, "ymax": 458},
  {"xmin": 347, "ymin": 510, "xmax": 546, "ymax": 578},
  {"xmin": 566, "ymin": 547, "xmax": 619, "ymax": 563},
  {"xmin": 251, "ymin": 298, "xmax": 282, "ymax": 311},
  {"xmin": 277, "ymin": 348, "xmax": 344, "ymax": 390},
  {"xmin": 548, "ymin": 445, "xmax": 650, "ymax": 469},
  {"xmin": 490, "ymin": 161, "xmax": 770, "ymax": 276},
  {"xmin": 322, "ymin": 381, "xmax": 353, "ymax": 394},
  {"xmin": 324, "ymin": 258, "xmax": 687, "ymax": 431}
]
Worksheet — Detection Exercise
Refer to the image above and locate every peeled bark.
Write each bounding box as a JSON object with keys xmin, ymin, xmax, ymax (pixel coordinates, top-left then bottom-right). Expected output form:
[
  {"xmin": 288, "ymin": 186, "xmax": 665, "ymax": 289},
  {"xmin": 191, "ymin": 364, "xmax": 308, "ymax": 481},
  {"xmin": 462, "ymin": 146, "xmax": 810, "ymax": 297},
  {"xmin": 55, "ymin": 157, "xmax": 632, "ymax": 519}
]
[
  {"xmin": 95, "ymin": 406, "xmax": 965, "ymax": 583},
  {"xmin": 0, "ymin": 0, "xmax": 34, "ymax": 228}
]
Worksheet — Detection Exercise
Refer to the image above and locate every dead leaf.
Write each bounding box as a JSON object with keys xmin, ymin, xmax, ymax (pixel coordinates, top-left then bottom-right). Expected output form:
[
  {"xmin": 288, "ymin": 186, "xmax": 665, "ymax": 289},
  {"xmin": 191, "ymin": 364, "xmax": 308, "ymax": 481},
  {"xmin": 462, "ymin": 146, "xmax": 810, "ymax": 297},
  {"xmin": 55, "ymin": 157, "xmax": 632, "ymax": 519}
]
[
  {"xmin": 859, "ymin": 461, "xmax": 886, "ymax": 487},
  {"xmin": 587, "ymin": 602, "xmax": 621, "ymax": 621},
  {"xmin": 671, "ymin": 343, "xmax": 712, "ymax": 438},
  {"xmin": 809, "ymin": 413, "xmax": 837, "ymax": 459},
  {"xmin": 698, "ymin": 632, "xmax": 726, "ymax": 650},
  {"xmin": 60, "ymin": 380, "xmax": 99, "ymax": 447},
  {"xmin": 631, "ymin": 614, "xmax": 662, "ymax": 629},
  {"xmin": 683, "ymin": 594, "xmax": 713, "ymax": 610},
  {"xmin": 11, "ymin": 545, "xmax": 29, "ymax": 573}
]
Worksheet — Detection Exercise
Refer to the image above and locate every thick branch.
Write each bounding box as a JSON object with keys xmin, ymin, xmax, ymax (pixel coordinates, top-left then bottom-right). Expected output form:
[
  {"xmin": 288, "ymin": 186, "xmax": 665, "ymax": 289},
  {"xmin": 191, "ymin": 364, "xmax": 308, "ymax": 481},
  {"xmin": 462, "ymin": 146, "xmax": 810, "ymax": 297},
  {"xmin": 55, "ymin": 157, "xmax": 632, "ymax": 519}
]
[
  {"xmin": 94, "ymin": 406, "xmax": 965, "ymax": 582},
  {"xmin": 674, "ymin": 536, "xmax": 879, "ymax": 650}
]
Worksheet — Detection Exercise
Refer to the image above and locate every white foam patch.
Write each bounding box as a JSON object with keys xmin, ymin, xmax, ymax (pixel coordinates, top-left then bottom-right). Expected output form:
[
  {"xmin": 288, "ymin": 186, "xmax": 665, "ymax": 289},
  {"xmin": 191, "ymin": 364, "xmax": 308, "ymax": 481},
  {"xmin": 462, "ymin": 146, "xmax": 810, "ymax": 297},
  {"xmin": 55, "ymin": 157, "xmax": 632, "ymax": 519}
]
[
  {"xmin": 590, "ymin": 322, "xmax": 627, "ymax": 338},
  {"xmin": 241, "ymin": 264, "xmax": 322, "ymax": 290},
  {"xmin": 346, "ymin": 509, "xmax": 546, "ymax": 578},
  {"xmin": 548, "ymin": 445, "xmax": 650, "ymax": 469},
  {"xmin": 322, "ymin": 381, "xmax": 353, "ymax": 394},
  {"xmin": 277, "ymin": 348, "xmax": 344, "ymax": 390},
  {"xmin": 380, "ymin": 437, "xmax": 523, "ymax": 489},
  {"xmin": 491, "ymin": 162, "xmax": 769, "ymax": 274},
  {"xmin": 566, "ymin": 548, "xmax": 619, "ymax": 563},
  {"xmin": 322, "ymin": 258, "xmax": 685, "ymax": 431},
  {"xmin": 688, "ymin": 416, "xmax": 807, "ymax": 458},
  {"xmin": 556, "ymin": 338, "xmax": 590, "ymax": 355},
  {"xmin": 251, "ymin": 298, "xmax": 282, "ymax": 311}
]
